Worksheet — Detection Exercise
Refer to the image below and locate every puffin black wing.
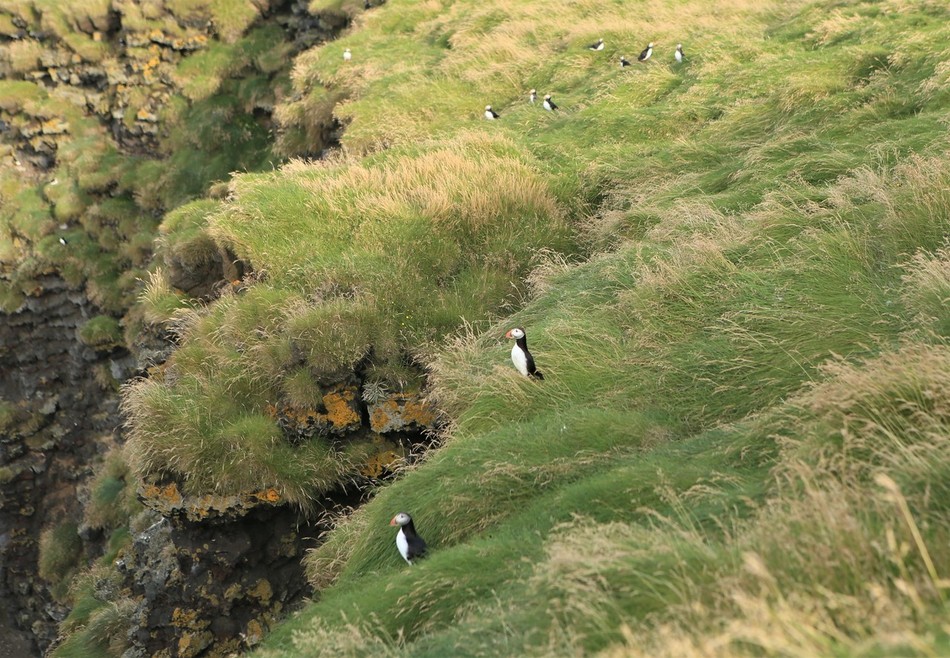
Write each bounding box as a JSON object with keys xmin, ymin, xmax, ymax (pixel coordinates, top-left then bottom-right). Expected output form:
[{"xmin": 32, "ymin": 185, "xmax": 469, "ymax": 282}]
[
  {"xmin": 404, "ymin": 520, "xmax": 428, "ymax": 561},
  {"xmin": 525, "ymin": 351, "xmax": 544, "ymax": 380}
]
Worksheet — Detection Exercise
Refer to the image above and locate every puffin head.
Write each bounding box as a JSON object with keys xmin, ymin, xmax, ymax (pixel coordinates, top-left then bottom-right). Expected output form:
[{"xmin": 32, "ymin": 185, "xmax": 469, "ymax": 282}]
[
  {"xmin": 390, "ymin": 512, "xmax": 412, "ymax": 527},
  {"xmin": 485, "ymin": 105, "xmax": 492, "ymax": 110},
  {"xmin": 505, "ymin": 327, "xmax": 525, "ymax": 340},
  {"xmin": 530, "ymin": 88, "xmax": 536, "ymax": 94},
  {"xmin": 677, "ymin": 43, "xmax": 682, "ymax": 49},
  {"xmin": 648, "ymin": 42, "xmax": 654, "ymax": 47},
  {"xmin": 543, "ymin": 94, "xmax": 551, "ymax": 100}
]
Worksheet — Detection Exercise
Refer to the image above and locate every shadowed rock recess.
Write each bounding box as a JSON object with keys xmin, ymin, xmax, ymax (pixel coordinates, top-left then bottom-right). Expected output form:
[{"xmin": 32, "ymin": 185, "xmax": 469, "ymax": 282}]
[{"xmin": 0, "ymin": 0, "xmax": 362, "ymax": 655}]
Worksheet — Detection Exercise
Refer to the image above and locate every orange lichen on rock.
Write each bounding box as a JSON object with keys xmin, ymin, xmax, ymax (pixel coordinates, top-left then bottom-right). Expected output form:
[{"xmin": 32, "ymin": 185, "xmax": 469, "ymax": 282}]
[
  {"xmin": 141, "ymin": 482, "xmax": 183, "ymax": 505},
  {"xmin": 322, "ymin": 385, "xmax": 360, "ymax": 427},
  {"xmin": 368, "ymin": 393, "xmax": 436, "ymax": 433}
]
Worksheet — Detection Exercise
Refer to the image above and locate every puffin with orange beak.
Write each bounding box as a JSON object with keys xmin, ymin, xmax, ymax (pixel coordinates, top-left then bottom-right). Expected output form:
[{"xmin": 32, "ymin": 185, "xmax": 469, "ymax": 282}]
[
  {"xmin": 390, "ymin": 512, "xmax": 427, "ymax": 565},
  {"xmin": 505, "ymin": 327, "xmax": 544, "ymax": 380}
]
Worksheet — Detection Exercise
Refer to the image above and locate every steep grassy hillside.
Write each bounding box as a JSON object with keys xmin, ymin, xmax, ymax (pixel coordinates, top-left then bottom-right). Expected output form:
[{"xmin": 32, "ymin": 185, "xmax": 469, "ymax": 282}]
[{"xmin": 118, "ymin": 0, "xmax": 950, "ymax": 654}]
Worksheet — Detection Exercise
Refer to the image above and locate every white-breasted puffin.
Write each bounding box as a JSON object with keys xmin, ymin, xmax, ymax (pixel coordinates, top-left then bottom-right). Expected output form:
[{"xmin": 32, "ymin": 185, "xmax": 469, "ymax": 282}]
[
  {"xmin": 529, "ymin": 89, "xmax": 537, "ymax": 104},
  {"xmin": 390, "ymin": 512, "xmax": 427, "ymax": 565},
  {"xmin": 588, "ymin": 38, "xmax": 605, "ymax": 51},
  {"xmin": 343, "ymin": 48, "xmax": 352, "ymax": 61},
  {"xmin": 505, "ymin": 327, "xmax": 544, "ymax": 380},
  {"xmin": 620, "ymin": 55, "xmax": 631, "ymax": 68},
  {"xmin": 58, "ymin": 237, "xmax": 67, "ymax": 246},
  {"xmin": 485, "ymin": 105, "xmax": 500, "ymax": 120},
  {"xmin": 674, "ymin": 44, "xmax": 684, "ymax": 63},
  {"xmin": 638, "ymin": 42, "xmax": 653, "ymax": 61},
  {"xmin": 542, "ymin": 94, "xmax": 558, "ymax": 111}
]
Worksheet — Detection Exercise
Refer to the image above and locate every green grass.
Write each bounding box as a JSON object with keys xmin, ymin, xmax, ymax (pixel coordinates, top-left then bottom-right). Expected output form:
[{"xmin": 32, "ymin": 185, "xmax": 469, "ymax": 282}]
[
  {"xmin": 37, "ymin": 521, "xmax": 83, "ymax": 601},
  {"xmin": 18, "ymin": 0, "xmax": 950, "ymax": 652},
  {"xmin": 78, "ymin": 315, "xmax": 123, "ymax": 350},
  {"xmin": 100, "ymin": 0, "xmax": 944, "ymax": 654}
]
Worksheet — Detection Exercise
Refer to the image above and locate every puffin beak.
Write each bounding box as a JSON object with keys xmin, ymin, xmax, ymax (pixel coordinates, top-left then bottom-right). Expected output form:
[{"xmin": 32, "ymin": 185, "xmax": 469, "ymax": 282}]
[
  {"xmin": 504, "ymin": 330, "xmax": 512, "ymax": 338},
  {"xmin": 389, "ymin": 517, "xmax": 397, "ymax": 526}
]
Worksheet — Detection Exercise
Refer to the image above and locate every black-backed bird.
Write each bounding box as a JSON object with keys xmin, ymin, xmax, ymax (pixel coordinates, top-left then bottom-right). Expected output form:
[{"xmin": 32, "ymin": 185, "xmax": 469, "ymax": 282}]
[
  {"xmin": 529, "ymin": 88, "xmax": 537, "ymax": 104},
  {"xmin": 620, "ymin": 55, "xmax": 631, "ymax": 67},
  {"xmin": 484, "ymin": 105, "xmax": 500, "ymax": 120},
  {"xmin": 390, "ymin": 512, "xmax": 427, "ymax": 565},
  {"xmin": 588, "ymin": 38, "xmax": 605, "ymax": 51},
  {"xmin": 542, "ymin": 94, "xmax": 558, "ymax": 112},
  {"xmin": 506, "ymin": 327, "xmax": 544, "ymax": 380},
  {"xmin": 638, "ymin": 42, "xmax": 653, "ymax": 61},
  {"xmin": 58, "ymin": 237, "xmax": 67, "ymax": 246},
  {"xmin": 675, "ymin": 43, "xmax": 684, "ymax": 63},
  {"xmin": 343, "ymin": 48, "xmax": 352, "ymax": 62}
]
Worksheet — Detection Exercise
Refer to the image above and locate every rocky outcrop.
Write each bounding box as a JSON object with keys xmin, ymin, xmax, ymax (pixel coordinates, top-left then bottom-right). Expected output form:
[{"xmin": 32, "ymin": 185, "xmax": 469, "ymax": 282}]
[
  {"xmin": 117, "ymin": 501, "xmax": 323, "ymax": 658},
  {"xmin": 112, "ymin": 383, "xmax": 435, "ymax": 658},
  {"xmin": 0, "ymin": 275, "xmax": 133, "ymax": 655},
  {"xmin": 0, "ymin": 0, "xmax": 349, "ymax": 167}
]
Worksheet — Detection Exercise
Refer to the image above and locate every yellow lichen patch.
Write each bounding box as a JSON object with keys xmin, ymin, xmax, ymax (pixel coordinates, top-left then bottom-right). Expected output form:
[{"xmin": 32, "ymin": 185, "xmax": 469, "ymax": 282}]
[
  {"xmin": 171, "ymin": 607, "xmax": 200, "ymax": 628},
  {"xmin": 40, "ymin": 118, "xmax": 69, "ymax": 135},
  {"xmin": 223, "ymin": 583, "xmax": 242, "ymax": 601},
  {"xmin": 244, "ymin": 619, "xmax": 264, "ymax": 646},
  {"xmin": 247, "ymin": 579, "xmax": 273, "ymax": 603},
  {"xmin": 176, "ymin": 630, "xmax": 212, "ymax": 658},
  {"xmin": 322, "ymin": 385, "xmax": 360, "ymax": 428},
  {"xmin": 359, "ymin": 436, "xmax": 406, "ymax": 477}
]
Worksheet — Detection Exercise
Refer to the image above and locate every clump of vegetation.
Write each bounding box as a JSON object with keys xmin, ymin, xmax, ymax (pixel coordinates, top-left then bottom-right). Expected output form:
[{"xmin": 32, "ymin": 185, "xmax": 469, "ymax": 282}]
[
  {"xmin": 122, "ymin": 131, "xmax": 574, "ymax": 501},
  {"xmin": 78, "ymin": 315, "xmax": 123, "ymax": 350},
  {"xmin": 38, "ymin": 521, "xmax": 83, "ymax": 601},
  {"xmin": 82, "ymin": 449, "xmax": 143, "ymax": 533}
]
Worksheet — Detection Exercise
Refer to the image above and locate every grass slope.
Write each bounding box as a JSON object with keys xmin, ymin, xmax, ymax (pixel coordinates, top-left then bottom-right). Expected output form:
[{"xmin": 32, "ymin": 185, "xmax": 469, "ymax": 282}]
[{"xmin": 121, "ymin": 0, "xmax": 950, "ymax": 654}]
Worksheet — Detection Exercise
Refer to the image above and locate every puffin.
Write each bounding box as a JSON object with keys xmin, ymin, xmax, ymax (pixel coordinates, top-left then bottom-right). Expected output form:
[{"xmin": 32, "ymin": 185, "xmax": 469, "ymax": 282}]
[
  {"xmin": 529, "ymin": 88, "xmax": 537, "ymax": 104},
  {"xmin": 58, "ymin": 237, "xmax": 67, "ymax": 246},
  {"xmin": 620, "ymin": 55, "xmax": 631, "ymax": 68},
  {"xmin": 674, "ymin": 44, "xmax": 684, "ymax": 63},
  {"xmin": 542, "ymin": 94, "xmax": 558, "ymax": 112},
  {"xmin": 485, "ymin": 105, "xmax": 500, "ymax": 120},
  {"xmin": 505, "ymin": 327, "xmax": 544, "ymax": 380},
  {"xmin": 390, "ymin": 512, "xmax": 427, "ymax": 565},
  {"xmin": 638, "ymin": 42, "xmax": 653, "ymax": 61},
  {"xmin": 588, "ymin": 38, "xmax": 605, "ymax": 51},
  {"xmin": 343, "ymin": 48, "xmax": 352, "ymax": 61}
]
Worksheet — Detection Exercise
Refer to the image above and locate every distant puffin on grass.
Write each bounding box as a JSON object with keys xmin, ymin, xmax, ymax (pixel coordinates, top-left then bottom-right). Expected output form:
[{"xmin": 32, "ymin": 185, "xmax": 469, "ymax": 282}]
[
  {"xmin": 529, "ymin": 89, "xmax": 537, "ymax": 104},
  {"xmin": 588, "ymin": 38, "xmax": 605, "ymax": 51},
  {"xmin": 638, "ymin": 42, "xmax": 654, "ymax": 61},
  {"xmin": 485, "ymin": 105, "xmax": 500, "ymax": 120},
  {"xmin": 620, "ymin": 55, "xmax": 631, "ymax": 67},
  {"xmin": 506, "ymin": 327, "xmax": 544, "ymax": 380},
  {"xmin": 675, "ymin": 43, "xmax": 684, "ymax": 63},
  {"xmin": 390, "ymin": 512, "xmax": 427, "ymax": 565},
  {"xmin": 343, "ymin": 48, "xmax": 352, "ymax": 61},
  {"xmin": 543, "ymin": 94, "xmax": 558, "ymax": 111}
]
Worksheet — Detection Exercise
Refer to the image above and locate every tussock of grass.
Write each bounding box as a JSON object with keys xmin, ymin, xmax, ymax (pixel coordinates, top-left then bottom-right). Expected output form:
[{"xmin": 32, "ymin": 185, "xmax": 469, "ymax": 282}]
[
  {"xmin": 38, "ymin": 521, "xmax": 83, "ymax": 601},
  {"xmin": 78, "ymin": 315, "xmax": 122, "ymax": 350},
  {"xmin": 220, "ymin": 0, "xmax": 950, "ymax": 655}
]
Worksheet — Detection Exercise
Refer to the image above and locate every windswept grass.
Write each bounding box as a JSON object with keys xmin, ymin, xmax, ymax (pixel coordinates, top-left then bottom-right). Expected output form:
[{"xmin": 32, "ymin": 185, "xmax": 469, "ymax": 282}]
[{"xmin": 107, "ymin": 0, "xmax": 941, "ymax": 654}]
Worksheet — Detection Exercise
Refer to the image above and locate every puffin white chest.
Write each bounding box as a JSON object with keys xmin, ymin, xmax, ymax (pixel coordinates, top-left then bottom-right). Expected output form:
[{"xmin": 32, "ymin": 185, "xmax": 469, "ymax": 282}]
[
  {"xmin": 396, "ymin": 527, "xmax": 410, "ymax": 563},
  {"xmin": 511, "ymin": 344, "xmax": 529, "ymax": 377}
]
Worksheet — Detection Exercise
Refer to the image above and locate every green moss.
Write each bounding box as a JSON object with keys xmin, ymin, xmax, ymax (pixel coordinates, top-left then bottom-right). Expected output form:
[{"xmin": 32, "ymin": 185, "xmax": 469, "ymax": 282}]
[{"xmin": 0, "ymin": 399, "xmax": 15, "ymax": 432}]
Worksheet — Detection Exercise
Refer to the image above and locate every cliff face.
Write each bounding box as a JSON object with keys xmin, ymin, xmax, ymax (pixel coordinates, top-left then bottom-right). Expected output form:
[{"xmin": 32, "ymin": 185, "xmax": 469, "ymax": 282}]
[
  {"xmin": 0, "ymin": 1, "xmax": 355, "ymax": 655},
  {"xmin": 0, "ymin": 275, "xmax": 132, "ymax": 652}
]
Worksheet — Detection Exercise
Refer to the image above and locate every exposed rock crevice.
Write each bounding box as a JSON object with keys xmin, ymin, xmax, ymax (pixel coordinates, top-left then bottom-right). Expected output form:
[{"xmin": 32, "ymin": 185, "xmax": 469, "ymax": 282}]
[{"xmin": 0, "ymin": 275, "xmax": 131, "ymax": 654}]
